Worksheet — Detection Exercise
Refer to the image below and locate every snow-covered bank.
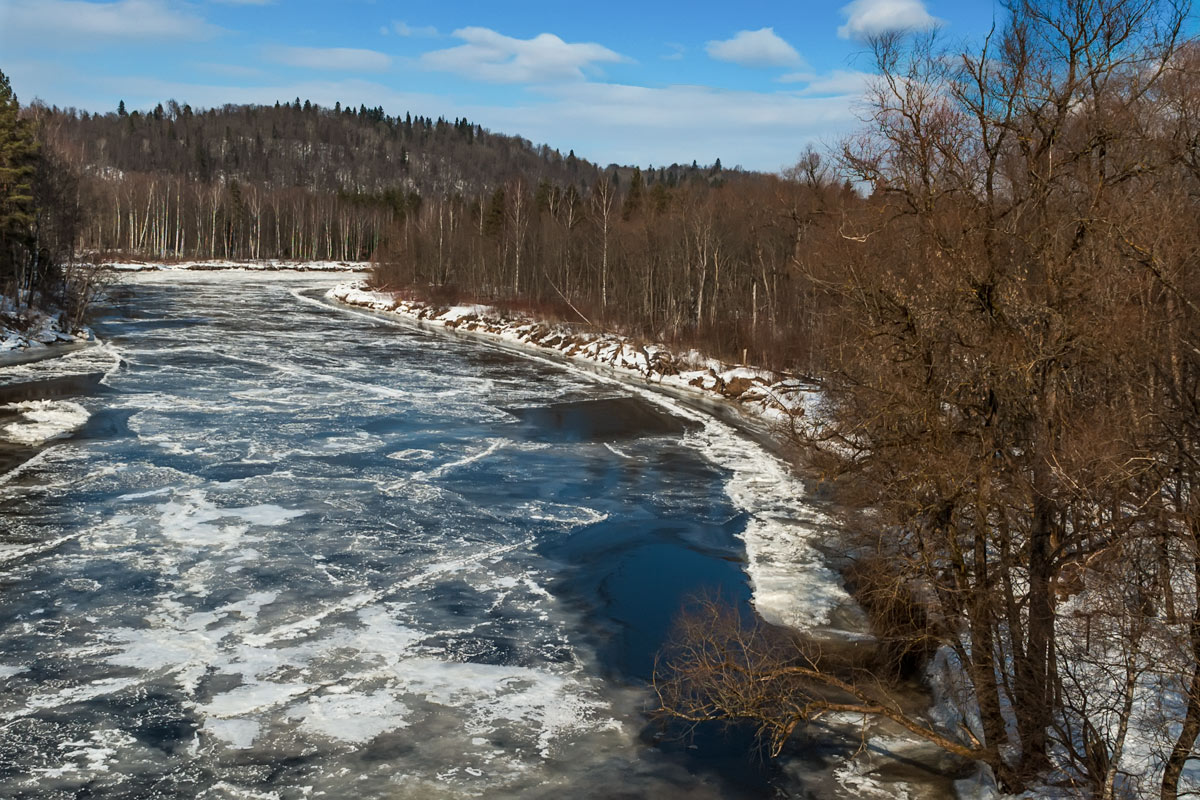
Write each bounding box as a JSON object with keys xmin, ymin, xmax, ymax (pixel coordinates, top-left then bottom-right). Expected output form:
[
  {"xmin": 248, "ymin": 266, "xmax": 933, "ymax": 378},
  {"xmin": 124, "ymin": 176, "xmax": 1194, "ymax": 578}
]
[
  {"xmin": 0, "ymin": 296, "xmax": 92, "ymax": 356},
  {"xmin": 324, "ymin": 281, "xmax": 855, "ymax": 635},
  {"xmin": 328, "ymin": 281, "xmax": 819, "ymax": 432},
  {"xmin": 105, "ymin": 259, "xmax": 369, "ymax": 273}
]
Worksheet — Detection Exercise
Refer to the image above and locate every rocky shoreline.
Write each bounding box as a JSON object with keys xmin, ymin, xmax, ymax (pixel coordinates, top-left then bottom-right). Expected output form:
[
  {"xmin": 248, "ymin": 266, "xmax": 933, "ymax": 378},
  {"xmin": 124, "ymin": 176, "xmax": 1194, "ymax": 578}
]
[
  {"xmin": 0, "ymin": 298, "xmax": 93, "ymax": 362},
  {"xmin": 326, "ymin": 281, "xmax": 820, "ymax": 446}
]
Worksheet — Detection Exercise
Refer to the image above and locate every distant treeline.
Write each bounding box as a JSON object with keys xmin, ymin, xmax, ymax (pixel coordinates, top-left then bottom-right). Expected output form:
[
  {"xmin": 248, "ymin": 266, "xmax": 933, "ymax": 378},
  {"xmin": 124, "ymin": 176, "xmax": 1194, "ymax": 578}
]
[{"xmin": 36, "ymin": 99, "xmax": 734, "ymax": 263}]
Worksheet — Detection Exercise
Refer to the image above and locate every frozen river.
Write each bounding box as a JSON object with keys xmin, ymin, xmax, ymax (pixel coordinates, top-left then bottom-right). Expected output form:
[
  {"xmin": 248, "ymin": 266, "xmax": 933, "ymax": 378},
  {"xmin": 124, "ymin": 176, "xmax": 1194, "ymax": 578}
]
[{"xmin": 0, "ymin": 272, "xmax": 868, "ymax": 799}]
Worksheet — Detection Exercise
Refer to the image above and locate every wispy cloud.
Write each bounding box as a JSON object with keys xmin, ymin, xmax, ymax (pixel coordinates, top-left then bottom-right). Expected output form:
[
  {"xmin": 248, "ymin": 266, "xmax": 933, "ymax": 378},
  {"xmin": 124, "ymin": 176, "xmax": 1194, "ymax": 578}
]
[
  {"xmin": 193, "ymin": 61, "xmax": 268, "ymax": 80},
  {"xmin": 421, "ymin": 27, "xmax": 627, "ymax": 84},
  {"xmin": 706, "ymin": 28, "xmax": 803, "ymax": 69},
  {"xmin": 779, "ymin": 69, "xmax": 875, "ymax": 96},
  {"xmin": 391, "ymin": 21, "xmax": 438, "ymax": 37},
  {"xmin": 264, "ymin": 46, "xmax": 392, "ymax": 73},
  {"xmin": 475, "ymin": 81, "xmax": 859, "ymax": 170},
  {"xmin": 661, "ymin": 42, "xmax": 686, "ymax": 61},
  {"xmin": 0, "ymin": 0, "xmax": 220, "ymax": 43},
  {"xmin": 837, "ymin": 0, "xmax": 940, "ymax": 40}
]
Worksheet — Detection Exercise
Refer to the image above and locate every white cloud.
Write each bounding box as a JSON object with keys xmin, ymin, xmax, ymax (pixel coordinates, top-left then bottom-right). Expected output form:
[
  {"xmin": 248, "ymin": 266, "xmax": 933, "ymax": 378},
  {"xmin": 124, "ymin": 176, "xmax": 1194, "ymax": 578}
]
[
  {"xmin": 705, "ymin": 28, "xmax": 802, "ymax": 69},
  {"xmin": 421, "ymin": 27, "xmax": 627, "ymax": 84},
  {"xmin": 393, "ymin": 21, "xmax": 438, "ymax": 37},
  {"xmin": 472, "ymin": 82, "xmax": 860, "ymax": 170},
  {"xmin": 0, "ymin": 0, "xmax": 220, "ymax": 42},
  {"xmin": 837, "ymin": 0, "xmax": 940, "ymax": 40},
  {"xmin": 779, "ymin": 69, "xmax": 876, "ymax": 96},
  {"xmin": 265, "ymin": 46, "xmax": 392, "ymax": 72}
]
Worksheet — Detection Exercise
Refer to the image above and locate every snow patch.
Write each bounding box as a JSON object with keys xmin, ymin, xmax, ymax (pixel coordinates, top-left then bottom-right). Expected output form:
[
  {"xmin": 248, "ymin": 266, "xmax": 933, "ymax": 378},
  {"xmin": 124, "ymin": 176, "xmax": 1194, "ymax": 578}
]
[
  {"xmin": 204, "ymin": 717, "xmax": 261, "ymax": 749},
  {"xmin": 156, "ymin": 488, "xmax": 305, "ymax": 550},
  {"xmin": 0, "ymin": 294, "xmax": 93, "ymax": 354},
  {"xmin": 30, "ymin": 729, "xmax": 138, "ymax": 778}
]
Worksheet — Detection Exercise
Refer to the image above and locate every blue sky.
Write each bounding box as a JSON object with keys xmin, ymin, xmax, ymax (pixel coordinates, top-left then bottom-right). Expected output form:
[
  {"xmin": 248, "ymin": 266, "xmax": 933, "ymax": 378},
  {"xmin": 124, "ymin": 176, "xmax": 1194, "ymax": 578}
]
[{"xmin": 1, "ymin": 0, "xmax": 1003, "ymax": 171}]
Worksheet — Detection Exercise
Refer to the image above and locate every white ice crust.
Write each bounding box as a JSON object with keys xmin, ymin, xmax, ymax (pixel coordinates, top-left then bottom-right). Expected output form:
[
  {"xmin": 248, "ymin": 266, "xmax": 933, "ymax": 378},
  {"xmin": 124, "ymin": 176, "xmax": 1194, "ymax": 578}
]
[{"xmin": 1, "ymin": 400, "xmax": 90, "ymax": 446}]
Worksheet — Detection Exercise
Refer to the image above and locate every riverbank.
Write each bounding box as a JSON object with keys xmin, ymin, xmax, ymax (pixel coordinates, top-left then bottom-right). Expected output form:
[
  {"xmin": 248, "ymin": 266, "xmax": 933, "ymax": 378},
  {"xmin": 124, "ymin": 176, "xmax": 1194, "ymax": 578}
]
[
  {"xmin": 0, "ymin": 294, "xmax": 103, "ymax": 479},
  {"xmin": 326, "ymin": 282, "xmax": 819, "ymax": 449},
  {"xmin": 0, "ymin": 295, "xmax": 93, "ymax": 359},
  {"xmin": 0, "ymin": 360, "xmax": 110, "ymax": 485}
]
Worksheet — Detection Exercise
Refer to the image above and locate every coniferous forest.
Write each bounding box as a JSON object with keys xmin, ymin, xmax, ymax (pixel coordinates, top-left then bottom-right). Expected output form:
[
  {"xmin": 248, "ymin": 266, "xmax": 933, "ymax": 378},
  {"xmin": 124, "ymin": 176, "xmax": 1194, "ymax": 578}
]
[{"xmin": 2, "ymin": 0, "xmax": 1200, "ymax": 796}]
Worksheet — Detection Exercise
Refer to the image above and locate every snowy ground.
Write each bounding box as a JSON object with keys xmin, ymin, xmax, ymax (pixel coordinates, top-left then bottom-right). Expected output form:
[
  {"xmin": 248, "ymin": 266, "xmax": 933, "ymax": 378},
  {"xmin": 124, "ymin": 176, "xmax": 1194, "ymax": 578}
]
[
  {"xmin": 0, "ymin": 295, "xmax": 93, "ymax": 356},
  {"xmin": 923, "ymin": 594, "xmax": 1200, "ymax": 800}
]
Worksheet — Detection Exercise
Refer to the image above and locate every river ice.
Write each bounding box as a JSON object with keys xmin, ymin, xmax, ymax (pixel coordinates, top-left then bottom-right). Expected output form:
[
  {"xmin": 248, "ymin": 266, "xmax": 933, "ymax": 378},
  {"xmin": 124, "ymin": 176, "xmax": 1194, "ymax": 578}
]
[{"xmin": 0, "ymin": 271, "xmax": 896, "ymax": 799}]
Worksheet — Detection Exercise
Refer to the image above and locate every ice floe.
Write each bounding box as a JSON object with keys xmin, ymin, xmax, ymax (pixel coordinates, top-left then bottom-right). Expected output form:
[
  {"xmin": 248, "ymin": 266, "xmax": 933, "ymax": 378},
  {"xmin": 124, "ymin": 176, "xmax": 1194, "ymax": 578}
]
[{"xmin": 1, "ymin": 399, "xmax": 90, "ymax": 446}]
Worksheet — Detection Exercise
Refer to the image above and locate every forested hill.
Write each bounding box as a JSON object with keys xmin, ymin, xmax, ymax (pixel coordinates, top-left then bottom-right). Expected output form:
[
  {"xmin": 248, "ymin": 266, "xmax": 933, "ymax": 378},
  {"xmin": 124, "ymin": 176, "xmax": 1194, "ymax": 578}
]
[
  {"xmin": 35, "ymin": 99, "xmax": 736, "ymax": 263},
  {"xmin": 48, "ymin": 100, "xmax": 598, "ymax": 197}
]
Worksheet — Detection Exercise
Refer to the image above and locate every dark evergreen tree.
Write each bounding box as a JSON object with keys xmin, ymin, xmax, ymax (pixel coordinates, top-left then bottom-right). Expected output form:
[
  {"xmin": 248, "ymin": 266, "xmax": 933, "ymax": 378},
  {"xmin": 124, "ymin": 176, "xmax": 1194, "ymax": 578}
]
[
  {"xmin": 483, "ymin": 187, "xmax": 506, "ymax": 239},
  {"xmin": 534, "ymin": 179, "xmax": 552, "ymax": 213},
  {"xmin": 0, "ymin": 70, "xmax": 38, "ymax": 297},
  {"xmin": 622, "ymin": 167, "xmax": 644, "ymax": 220}
]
